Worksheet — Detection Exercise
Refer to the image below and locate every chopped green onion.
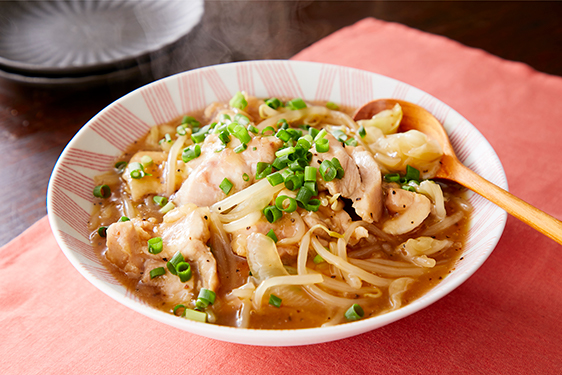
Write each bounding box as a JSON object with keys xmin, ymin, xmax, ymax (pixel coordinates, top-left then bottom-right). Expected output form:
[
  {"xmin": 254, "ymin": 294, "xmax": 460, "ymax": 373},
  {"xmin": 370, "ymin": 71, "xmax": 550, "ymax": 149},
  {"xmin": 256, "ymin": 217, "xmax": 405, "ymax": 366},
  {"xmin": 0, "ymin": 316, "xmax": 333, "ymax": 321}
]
[
  {"xmin": 182, "ymin": 144, "xmax": 201, "ymax": 163},
  {"xmin": 97, "ymin": 226, "xmax": 107, "ymax": 238},
  {"xmin": 118, "ymin": 216, "xmax": 130, "ymax": 222},
  {"xmin": 140, "ymin": 155, "xmax": 153, "ymax": 168},
  {"xmin": 345, "ymin": 304, "xmax": 365, "ymax": 321},
  {"xmin": 196, "ymin": 288, "xmax": 216, "ymax": 310},
  {"xmin": 265, "ymin": 98, "xmax": 282, "ymax": 110},
  {"xmin": 160, "ymin": 201, "xmax": 175, "ymax": 214},
  {"xmin": 167, "ymin": 251, "xmax": 184, "ymax": 275},
  {"xmin": 191, "ymin": 130, "xmax": 207, "ymax": 144},
  {"xmin": 147, "ymin": 237, "xmax": 163, "ymax": 254},
  {"xmin": 233, "ymin": 113, "xmax": 250, "ymax": 126},
  {"xmin": 297, "ymin": 137, "xmax": 311, "ymax": 150},
  {"xmin": 331, "ymin": 157, "xmax": 345, "ymax": 179},
  {"xmin": 266, "ymin": 229, "xmax": 278, "ymax": 243},
  {"xmin": 275, "ymin": 146, "xmax": 295, "ymax": 158},
  {"xmin": 219, "ymin": 178, "xmax": 234, "ymax": 195},
  {"xmin": 326, "ymin": 101, "xmax": 339, "ymax": 110},
  {"xmin": 309, "ymin": 127, "xmax": 319, "ymax": 139},
  {"xmin": 176, "ymin": 262, "xmax": 192, "ymax": 282},
  {"xmin": 401, "ymin": 185, "xmax": 417, "ymax": 192},
  {"xmin": 332, "ymin": 129, "xmax": 348, "ymax": 142},
  {"xmin": 315, "ymin": 138, "xmax": 330, "ymax": 153},
  {"xmin": 286, "ymin": 98, "xmax": 307, "ymax": 110},
  {"xmin": 319, "ymin": 160, "xmax": 337, "ymax": 182},
  {"xmin": 176, "ymin": 124, "xmax": 187, "ymax": 136},
  {"xmin": 304, "ymin": 166, "xmax": 317, "ymax": 182},
  {"xmin": 219, "ymin": 113, "xmax": 231, "ymax": 122},
  {"xmin": 242, "ymin": 173, "xmax": 250, "ymax": 182},
  {"xmin": 296, "ymin": 186, "xmax": 313, "ymax": 205},
  {"xmin": 184, "ymin": 308, "xmax": 207, "ymax": 322},
  {"xmin": 159, "ymin": 133, "xmax": 172, "ymax": 144},
  {"xmin": 114, "ymin": 161, "xmax": 128, "ymax": 173},
  {"xmin": 93, "ymin": 184, "xmax": 111, "ymax": 199},
  {"xmin": 284, "ymin": 174, "xmax": 303, "ymax": 191},
  {"xmin": 182, "ymin": 116, "xmax": 200, "ymax": 127},
  {"xmin": 262, "ymin": 126, "xmax": 276, "ymax": 136},
  {"xmin": 263, "ymin": 205, "xmax": 283, "ymax": 223},
  {"xmin": 288, "ymin": 158, "xmax": 308, "ymax": 172},
  {"xmin": 275, "ymin": 195, "xmax": 297, "ymax": 213},
  {"xmin": 248, "ymin": 124, "xmax": 259, "ymax": 134},
  {"xmin": 314, "ymin": 129, "xmax": 327, "ymax": 141},
  {"xmin": 232, "ymin": 125, "xmax": 252, "ymax": 144},
  {"xmin": 150, "ymin": 267, "xmax": 165, "ymax": 279},
  {"xmin": 304, "ymin": 198, "xmax": 321, "ymax": 212},
  {"xmin": 277, "ymin": 118, "xmax": 289, "ymax": 129},
  {"xmin": 358, "ymin": 125, "xmax": 366, "ymax": 138},
  {"xmin": 256, "ymin": 162, "xmax": 272, "ymax": 180},
  {"xmin": 267, "ymin": 172, "xmax": 284, "ymax": 186},
  {"xmin": 345, "ymin": 137, "xmax": 358, "ymax": 146},
  {"xmin": 234, "ymin": 143, "xmax": 248, "ymax": 153},
  {"xmin": 303, "ymin": 181, "xmax": 318, "ymax": 196},
  {"xmin": 269, "ymin": 294, "xmax": 282, "ymax": 308},
  {"xmin": 229, "ymin": 92, "xmax": 248, "ymax": 110},
  {"xmin": 272, "ymin": 154, "xmax": 291, "ymax": 170},
  {"xmin": 218, "ymin": 130, "xmax": 231, "ymax": 145},
  {"xmin": 276, "ymin": 129, "xmax": 291, "ymax": 142},
  {"xmin": 313, "ymin": 254, "xmax": 324, "ymax": 264},
  {"xmin": 384, "ymin": 173, "xmax": 401, "ymax": 182},
  {"xmin": 153, "ymin": 195, "xmax": 168, "ymax": 207},
  {"xmin": 173, "ymin": 304, "xmax": 187, "ymax": 316},
  {"xmin": 405, "ymin": 165, "xmax": 420, "ymax": 182},
  {"xmin": 130, "ymin": 169, "xmax": 144, "ymax": 179}
]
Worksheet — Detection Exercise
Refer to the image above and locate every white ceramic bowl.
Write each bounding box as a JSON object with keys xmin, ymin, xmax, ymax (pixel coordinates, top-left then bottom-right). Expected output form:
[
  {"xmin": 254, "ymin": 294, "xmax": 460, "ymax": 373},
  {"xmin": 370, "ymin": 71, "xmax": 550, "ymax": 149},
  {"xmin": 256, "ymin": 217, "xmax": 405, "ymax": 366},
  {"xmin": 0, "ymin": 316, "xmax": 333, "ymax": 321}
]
[{"xmin": 47, "ymin": 60, "xmax": 507, "ymax": 346}]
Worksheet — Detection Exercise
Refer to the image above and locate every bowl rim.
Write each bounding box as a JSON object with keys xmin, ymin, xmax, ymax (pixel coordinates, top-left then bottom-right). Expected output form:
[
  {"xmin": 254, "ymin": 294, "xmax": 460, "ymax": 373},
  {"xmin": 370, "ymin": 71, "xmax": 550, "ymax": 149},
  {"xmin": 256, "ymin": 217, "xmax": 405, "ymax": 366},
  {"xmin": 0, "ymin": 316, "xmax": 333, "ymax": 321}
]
[{"xmin": 47, "ymin": 60, "xmax": 508, "ymax": 346}]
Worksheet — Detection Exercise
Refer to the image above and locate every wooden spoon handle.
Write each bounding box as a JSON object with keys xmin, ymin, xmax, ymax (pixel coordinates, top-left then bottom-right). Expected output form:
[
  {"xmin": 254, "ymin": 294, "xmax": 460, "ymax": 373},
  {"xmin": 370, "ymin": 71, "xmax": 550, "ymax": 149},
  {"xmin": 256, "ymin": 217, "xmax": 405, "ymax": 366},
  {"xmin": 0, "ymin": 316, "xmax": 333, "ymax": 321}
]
[{"xmin": 452, "ymin": 163, "xmax": 562, "ymax": 245}]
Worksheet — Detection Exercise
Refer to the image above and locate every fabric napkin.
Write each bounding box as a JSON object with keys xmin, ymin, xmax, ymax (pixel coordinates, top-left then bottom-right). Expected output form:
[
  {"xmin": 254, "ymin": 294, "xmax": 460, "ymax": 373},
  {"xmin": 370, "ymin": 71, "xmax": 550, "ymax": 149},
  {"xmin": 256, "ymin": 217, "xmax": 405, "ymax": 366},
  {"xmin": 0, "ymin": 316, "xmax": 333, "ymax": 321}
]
[{"xmin": 2, "ymin": 18, "xmax": 561, "ymax": 374}]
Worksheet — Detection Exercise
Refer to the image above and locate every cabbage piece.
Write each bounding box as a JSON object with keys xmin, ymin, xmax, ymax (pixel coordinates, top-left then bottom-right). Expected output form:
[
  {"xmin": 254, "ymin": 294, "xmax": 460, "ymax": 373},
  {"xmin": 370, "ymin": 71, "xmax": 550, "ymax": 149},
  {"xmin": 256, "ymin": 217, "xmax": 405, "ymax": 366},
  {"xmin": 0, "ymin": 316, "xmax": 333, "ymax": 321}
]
[
  {"xmin": 398, "ymin": 236, "xmax": 453, "ymax": 267},
  {"xmin": 357, "ymin": 103, "xmax": 402, "ymax": 135},
  {"xmin": 373, "ymin": 129, "xmax": 443, "ymax": 179},
  {"xmin": 417, "ymin": 180, "xmax": 446, "ymax": 220}
]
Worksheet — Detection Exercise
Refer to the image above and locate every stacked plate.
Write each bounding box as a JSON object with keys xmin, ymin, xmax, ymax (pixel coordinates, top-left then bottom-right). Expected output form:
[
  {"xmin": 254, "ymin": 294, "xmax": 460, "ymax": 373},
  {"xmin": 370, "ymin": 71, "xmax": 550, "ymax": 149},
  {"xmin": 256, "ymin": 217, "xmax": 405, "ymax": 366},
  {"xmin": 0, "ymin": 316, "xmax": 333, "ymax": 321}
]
[{"xmin": 0, "ymin": 0, "xmax": 204, "ymax": 86}]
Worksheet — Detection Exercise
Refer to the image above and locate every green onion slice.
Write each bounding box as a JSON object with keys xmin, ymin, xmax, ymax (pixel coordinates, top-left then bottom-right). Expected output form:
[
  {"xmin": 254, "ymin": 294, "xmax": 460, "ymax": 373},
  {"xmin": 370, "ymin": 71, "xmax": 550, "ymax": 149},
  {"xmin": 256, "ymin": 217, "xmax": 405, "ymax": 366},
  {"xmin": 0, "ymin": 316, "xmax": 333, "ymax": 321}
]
[
  {"xmin": 304, "ymin": 166, "xmax": 317, "ymax": 182},
  {"xmin": 167, "ymin": 251, "xmax": 185, "ymax": 275},
  {"xmin": 242, "ymin": 173, "xmax": 250, "ymax": 182},
  {"xmin": 358, "ymin": 125, "xmax": 366, "ymax": 138},
  {"xmin": 234, "ymin": 143, "xmax": 248, "ymax": 154},
  {"xmin": 153, "ymin": 195, "xmax": 168, "ymax": 207},
  {"xmin": 97, "ymin": 226, "xmax": 107, "ymax": 238},
  {"xmin": 286, "ymin": 98, "xmax": 307, "ymax": 110},
  {"xmin": 173, "ymin": 304, "xmax": 187, "ymax": 316},
  {"xmin": 326, "ymin": 101, "xmax": 339, "ymax": 110},
  {"xmin": 275, "ymin": 195, "xmax": 297, "ymax": 213},
  {"xmin": 140, "ymin": 155, "xmax": 153, "ymax": 168},
  {"xmin": 182, "ymin": 144, "xmax": 201, "ymax": 163},
  {"xmin": 248, "ymin": 124, "xmax": 259, "ymax": 134},
  {"xmin": 296, "ymin": 186, "xmax": 313, "ymax": 206},
  {"xmin": 176, "ymin": 262, "xmax": 192, "ymax": 282},
  {"xmin": 319, "ymin": 160, "xmax": 337, "ymax": 182},
  {"xmin": 269, "ymin": 294, "xmax": 282, "ymax": 308},
  {"xmin": 345, "ymin": 138, "xmax": 358, "ymax": 147},
  {"xmin": 147, "ymin": 237, "xmax": 163, "ymax": 254},
  {"xmin": 184, "ymin": 308, "xmax": 207, "ymax": 322},
  {"xmin": 229, "ymin": 91, "xmax": 248, "ymax": 110},
  {"xmin": 219, "ymin": 178, "xmax": 234, "ymax": 195},
  {"xmin": 267, "ymin": 172, "xmax": 284, "ymax": 187},
  {"xmin": 118, "ymin": 216, "xmax": 130, "ymax": 222},
  {"xmin": 150, "ymin": 267, "xmax": 166, "ymax": 279},
  {"xmin": 315, "ymin": 138, "xmax": 329, "ymax": 153},
  {"xmin": 313, "ymin": 254, "xmax": 324, "ymax": 264},
  {"xmin": 93, "ymin": 184, "xmax": 111, "ymax": 199},
  {"xmin": 404, "ymin": 165, "xmax": 420, "ymax": 182},
  {"xmin": 345, "ymin": 304, "xmax": 365, "ymax": 321},
  {"xmin": 331, "ymin": 157, "xmax": 345, "ymax": 179},
  {"xmin": 265, "ymin": 97, "xmax": 282, "ymax": 109},
  {"xmin": 160, "ymin": 201, "xmax": 175, "ymax": 214},
  {"xmin": 263, "ymin": 205, "xmax": 283, "ymax": 223},
  {"xmin": 384, "ymin": 173, "xmax": 401, "ymax": 182},
  {"xmin": 262, "ymin": 126, "xmax": 276, "ymax": 136},
  {"xmin": 266, "ymin": 229, "xmax": 278, "ymax": 243},
  {"xmin": 256, "ymin": 162, "xmax": 272, "ymax": 180},
  {"xmin": 114, "ymin": 161, "xmax": 128, "ymax": 173}
]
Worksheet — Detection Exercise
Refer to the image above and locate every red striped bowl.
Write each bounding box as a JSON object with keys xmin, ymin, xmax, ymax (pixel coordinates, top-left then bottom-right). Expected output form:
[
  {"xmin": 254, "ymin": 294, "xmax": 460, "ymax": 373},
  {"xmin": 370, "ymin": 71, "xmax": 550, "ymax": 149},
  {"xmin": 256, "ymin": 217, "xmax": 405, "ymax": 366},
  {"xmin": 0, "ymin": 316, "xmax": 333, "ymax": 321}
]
[{"xmin": 47, "ymin": 61, "xmax": 507, "ymax": 346}]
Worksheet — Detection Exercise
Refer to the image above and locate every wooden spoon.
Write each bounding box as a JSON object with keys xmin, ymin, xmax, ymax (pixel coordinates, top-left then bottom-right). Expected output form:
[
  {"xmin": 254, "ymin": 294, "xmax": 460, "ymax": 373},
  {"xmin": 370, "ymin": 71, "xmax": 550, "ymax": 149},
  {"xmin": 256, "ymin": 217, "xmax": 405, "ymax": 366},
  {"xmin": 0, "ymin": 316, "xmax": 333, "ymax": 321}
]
[{"xmin": 353, "ymin": 98, "xmax": 562, "ymax": 245}]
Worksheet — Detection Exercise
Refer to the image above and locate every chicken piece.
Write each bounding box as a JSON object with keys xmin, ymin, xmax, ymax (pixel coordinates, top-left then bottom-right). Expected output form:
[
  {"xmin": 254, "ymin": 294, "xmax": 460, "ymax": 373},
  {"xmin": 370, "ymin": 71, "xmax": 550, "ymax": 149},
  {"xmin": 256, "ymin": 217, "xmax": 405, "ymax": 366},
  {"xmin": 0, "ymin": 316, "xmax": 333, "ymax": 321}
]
[
  {"xmin": 311, "ymin": 134, "xmax": 361, "ymax": 197},
  {"xmin": 141, "ymin": 259, "xmax": 196, "ymax": 306},
  {"xmin": 239, "ymin": 136, "xmax": 282, "ymax": 179},
  {"xmin": 349, "ymin": 147, "xmax": 383, "ymax": 223},
  {"xmin": 175, "ymin": 135, "xmax": 252, "ymax": 207},
  {"xmin": 105, "ymin": 220, "xmax": 151, "ymax": 277},
  {"xmin": 383, "ymin": 187, "xmax": 431, "ymax": 235},
  {"xmin": 158, "ymin": 204, "xmax": 218, "ymax": 292},
  {"xmin": 122, "ymin": 151, "xmax": 168, "ymax": 201}
]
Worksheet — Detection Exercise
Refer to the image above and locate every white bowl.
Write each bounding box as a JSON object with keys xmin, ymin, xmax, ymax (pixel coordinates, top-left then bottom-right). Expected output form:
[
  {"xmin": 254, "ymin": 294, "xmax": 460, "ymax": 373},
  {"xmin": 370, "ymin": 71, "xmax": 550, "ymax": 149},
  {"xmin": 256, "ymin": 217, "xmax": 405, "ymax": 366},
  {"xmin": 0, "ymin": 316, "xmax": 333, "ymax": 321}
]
[{"xmin": 47, "ymin": 60, "xmax": 507, "ymax": 346}]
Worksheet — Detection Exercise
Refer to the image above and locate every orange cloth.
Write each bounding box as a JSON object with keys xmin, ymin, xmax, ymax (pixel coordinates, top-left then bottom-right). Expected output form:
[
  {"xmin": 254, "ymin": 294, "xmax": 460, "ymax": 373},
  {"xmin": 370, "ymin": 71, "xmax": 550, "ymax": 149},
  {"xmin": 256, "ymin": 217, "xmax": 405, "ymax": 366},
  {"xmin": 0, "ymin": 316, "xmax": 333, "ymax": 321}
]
[{"xmin": 2, "ymin": 18, "xmax": 561, "ymax": 374}]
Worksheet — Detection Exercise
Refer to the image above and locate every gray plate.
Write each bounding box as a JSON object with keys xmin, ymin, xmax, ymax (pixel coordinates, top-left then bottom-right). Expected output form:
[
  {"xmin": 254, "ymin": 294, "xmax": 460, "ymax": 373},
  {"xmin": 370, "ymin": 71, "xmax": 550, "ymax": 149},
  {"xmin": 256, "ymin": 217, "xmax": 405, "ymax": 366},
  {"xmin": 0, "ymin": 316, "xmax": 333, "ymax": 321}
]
[{"xmin": 0, "ymin": 0, "xmax": 203, "ymax": 77}]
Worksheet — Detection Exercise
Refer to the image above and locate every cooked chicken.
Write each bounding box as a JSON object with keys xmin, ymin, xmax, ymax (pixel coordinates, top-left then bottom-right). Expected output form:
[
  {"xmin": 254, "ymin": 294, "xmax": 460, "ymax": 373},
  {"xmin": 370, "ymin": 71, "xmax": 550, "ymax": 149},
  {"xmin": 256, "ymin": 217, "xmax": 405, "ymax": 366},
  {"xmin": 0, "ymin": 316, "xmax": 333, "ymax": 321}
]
[
  {"xmin": 240, "ymin": 136, "xmax": 282, "ymax": 179},
  {"xmin": 350, "ymin": 147, "xmax": 383, "ymax": 223},
  {"xmin": 123, "ymin": 151, "xmax": 168, "ymax": 201},
  {"xmin": 105, "ymin": 220, "xmax": 149, "ymax": 277},
  {"xmin": 383, "ymin": 187, "xmax": 431, "ymax": 235}
]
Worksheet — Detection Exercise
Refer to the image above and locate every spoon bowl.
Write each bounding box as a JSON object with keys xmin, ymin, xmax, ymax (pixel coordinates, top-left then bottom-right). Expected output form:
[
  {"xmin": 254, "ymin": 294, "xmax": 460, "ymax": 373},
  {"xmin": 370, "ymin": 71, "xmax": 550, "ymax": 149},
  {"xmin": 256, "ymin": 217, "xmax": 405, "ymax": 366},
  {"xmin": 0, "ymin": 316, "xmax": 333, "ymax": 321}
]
[{"xmin": 354, "ymin": 99, "xmax": 562, "ymax": 245}]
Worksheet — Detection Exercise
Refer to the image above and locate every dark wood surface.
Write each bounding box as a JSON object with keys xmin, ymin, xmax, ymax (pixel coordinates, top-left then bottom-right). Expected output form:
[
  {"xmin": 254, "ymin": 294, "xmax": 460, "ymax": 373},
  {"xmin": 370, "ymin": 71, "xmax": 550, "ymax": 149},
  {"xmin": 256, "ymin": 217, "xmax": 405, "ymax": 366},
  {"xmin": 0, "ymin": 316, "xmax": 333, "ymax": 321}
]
[{"xmin": 1, "ymin": 1, "xmax": 561, "ymax": 246}]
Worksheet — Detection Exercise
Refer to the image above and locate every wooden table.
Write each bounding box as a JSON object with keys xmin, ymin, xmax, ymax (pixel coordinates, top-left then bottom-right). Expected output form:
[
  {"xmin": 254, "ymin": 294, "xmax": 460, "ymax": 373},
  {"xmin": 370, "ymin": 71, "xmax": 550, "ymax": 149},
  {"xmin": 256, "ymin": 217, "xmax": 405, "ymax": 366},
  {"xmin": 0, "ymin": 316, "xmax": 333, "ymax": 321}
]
[{"xmin": 1, "ymin": 1, "xmax": 561, "ymax": 246}]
